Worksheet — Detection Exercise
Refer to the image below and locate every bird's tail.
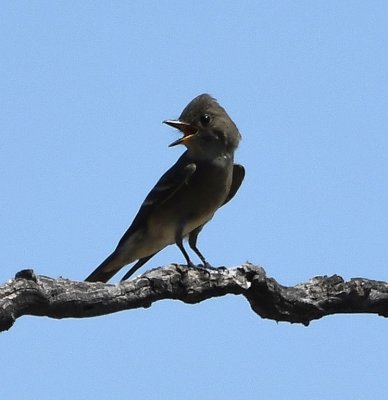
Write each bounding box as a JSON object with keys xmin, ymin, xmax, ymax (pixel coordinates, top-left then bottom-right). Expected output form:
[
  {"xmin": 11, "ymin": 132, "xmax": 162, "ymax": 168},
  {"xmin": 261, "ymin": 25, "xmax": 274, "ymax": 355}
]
[{"xmin": 85, "ymin": 252, "xmax": 125, "ymax": 283}]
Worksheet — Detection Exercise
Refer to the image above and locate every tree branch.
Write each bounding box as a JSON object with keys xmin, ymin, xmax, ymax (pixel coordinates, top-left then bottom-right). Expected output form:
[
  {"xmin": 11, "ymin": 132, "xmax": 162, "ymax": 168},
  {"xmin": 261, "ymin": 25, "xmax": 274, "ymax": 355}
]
[{"xmin": 1, "ymin": 263, "xmax": 388, "ymax": 332}]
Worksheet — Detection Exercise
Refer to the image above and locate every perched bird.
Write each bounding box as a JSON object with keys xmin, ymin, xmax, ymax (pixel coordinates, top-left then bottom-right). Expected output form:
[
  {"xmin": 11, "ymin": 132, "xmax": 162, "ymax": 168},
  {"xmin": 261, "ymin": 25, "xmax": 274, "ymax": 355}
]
[{"xmin": 85, "ymin": 94, "xmax": 244, "ymax": 283}]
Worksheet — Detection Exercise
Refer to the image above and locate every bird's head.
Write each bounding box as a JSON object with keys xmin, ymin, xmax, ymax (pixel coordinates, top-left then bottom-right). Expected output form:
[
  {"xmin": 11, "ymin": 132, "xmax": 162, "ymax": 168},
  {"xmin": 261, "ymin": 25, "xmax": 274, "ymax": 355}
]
[{"xmin": 164, "ymin": 94, "xmax": 241, "ymax": 159}]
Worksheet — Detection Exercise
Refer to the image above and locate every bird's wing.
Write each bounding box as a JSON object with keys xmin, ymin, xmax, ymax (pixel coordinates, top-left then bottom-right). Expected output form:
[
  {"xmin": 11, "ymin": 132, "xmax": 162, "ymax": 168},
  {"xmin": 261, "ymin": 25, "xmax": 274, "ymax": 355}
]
[
  {"xmin": 117, "ymin": 155, "xmax": 196, "ymax": 247},
  {"xmin": 188, "ymin": 163, "xmax": 244, "ymax": 242},
  {"xmin": 222, "ymin": 163, "xmax": 245, "ymax": 206}
]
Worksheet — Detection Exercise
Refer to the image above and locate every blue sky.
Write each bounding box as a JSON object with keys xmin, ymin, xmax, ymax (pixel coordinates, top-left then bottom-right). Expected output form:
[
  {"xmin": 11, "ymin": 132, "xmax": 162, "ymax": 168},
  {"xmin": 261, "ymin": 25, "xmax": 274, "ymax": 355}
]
[{"xmin": 1, "ymin": 1, "xmax": 388, "ymax": 399}]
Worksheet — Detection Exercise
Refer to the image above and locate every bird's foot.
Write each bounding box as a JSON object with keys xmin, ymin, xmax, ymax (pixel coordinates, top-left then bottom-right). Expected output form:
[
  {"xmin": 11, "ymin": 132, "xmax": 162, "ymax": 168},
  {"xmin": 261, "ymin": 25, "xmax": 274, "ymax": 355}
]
[
  {"xmin": 202, "ymin": 263, "xmax": 228, "ymax": 272},
  {"xmin": 202, "ymin": 261, "xmax": 228, "ymax": 271},
  {"xmin": 202, "ymin": 261, "xmax": 216, "ymax": 270},
  {"xmin": 187, "ymin": 260, "xmax": 196, "ymax": 269},
  {"xmin": 185, "ymin": 261, "xmax": 210, "ymax": 273},
  {"xmin": 186, "ymin": 261, "xmax": 226, "ymax": 274}
]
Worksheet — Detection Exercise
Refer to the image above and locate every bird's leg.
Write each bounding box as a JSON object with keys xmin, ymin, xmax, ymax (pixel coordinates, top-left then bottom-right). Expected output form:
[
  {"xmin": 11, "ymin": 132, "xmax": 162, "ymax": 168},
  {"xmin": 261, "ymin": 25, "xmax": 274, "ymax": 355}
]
[
  {"xmin": 176, "ymin": 238, "xmax": 196, "ymax": 268},
  {"xmin": 189, "ymin": 226, "xmax": 224, "ymax": 271},
  {"xmin": 120, "ymin": 253, "xmax": 158, "ymax": 282},
  {"xmin": 188, "ymin": 226, "xmax": 213, "ymax": 269},
  {"xmin": 188, "ymin": 228, "xmax": 226, "ymax": 272},
  {"xmin": 175, "ymin": 226, "xmax": 196, "ymax": 268}
]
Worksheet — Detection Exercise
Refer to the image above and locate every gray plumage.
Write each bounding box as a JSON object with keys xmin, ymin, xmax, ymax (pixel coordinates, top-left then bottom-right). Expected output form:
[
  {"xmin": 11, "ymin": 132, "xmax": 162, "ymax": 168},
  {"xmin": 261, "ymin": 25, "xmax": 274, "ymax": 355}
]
[{"xmin": 85, "ymin": 94, "xmax": 244, "ymax": 283}]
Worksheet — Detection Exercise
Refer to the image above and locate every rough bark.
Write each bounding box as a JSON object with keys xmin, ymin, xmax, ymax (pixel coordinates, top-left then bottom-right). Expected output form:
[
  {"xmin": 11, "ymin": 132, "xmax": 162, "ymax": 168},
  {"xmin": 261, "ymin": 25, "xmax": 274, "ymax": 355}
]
[{"xmin": 1, "ymin": 263, "xmax": 388, "ymax": 332}]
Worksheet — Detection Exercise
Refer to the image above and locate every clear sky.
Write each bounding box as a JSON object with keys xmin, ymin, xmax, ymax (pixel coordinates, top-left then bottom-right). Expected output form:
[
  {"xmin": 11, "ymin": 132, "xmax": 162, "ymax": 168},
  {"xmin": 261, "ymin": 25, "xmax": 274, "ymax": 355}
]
[{"xmin": 2, "ymin": 1, "xmax": 388, "ymax": 399}]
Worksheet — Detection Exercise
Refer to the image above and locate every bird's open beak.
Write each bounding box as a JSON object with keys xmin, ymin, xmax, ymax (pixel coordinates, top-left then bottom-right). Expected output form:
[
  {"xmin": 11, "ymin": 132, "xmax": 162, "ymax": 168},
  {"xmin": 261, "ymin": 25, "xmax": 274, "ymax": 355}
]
[{"xmin": 163, "ymin": 120, "xmax": 198, "ymax": 147}]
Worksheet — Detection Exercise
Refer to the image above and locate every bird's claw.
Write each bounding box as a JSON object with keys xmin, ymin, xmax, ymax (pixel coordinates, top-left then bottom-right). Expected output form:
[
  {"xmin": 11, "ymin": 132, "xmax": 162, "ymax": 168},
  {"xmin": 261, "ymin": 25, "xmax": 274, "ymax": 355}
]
[
  {"xmin": 203, "ymin": 261, "xmax": 228, "ymax": 271},
  {"xmin": 187, "ymin": 261, "xmax": 196, "ymax": 269},
  {"xmin": 202, "ymin": 261, "xmax": 216, "ymax": 270},
  {"xmin": 184, "ymin": 262, "xmax": 227, "ymax": 276}
]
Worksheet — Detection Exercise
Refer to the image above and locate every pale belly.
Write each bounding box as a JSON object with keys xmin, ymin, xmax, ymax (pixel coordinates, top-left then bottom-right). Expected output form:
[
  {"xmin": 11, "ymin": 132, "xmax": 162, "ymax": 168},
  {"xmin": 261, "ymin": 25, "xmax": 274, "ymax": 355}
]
[
  {"xmin": 118, "ymin": 211, "xmax": 213, "ymax": 261},
  {"xmin": 116, "ymin": 156, "xmax": 233, "ymax": 261}
]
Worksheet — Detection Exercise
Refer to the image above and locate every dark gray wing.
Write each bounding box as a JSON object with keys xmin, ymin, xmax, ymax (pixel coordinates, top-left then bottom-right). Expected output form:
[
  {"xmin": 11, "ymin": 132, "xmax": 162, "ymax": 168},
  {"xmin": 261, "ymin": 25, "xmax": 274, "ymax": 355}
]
[
  {"xmin": 117, "ymin": 153, "xmax": 196, "ymax": 247},
  {"xmin": 223, "ymin": 164, "xmax": 245, "ymax": 206},
  {"xmin": 187, "ymin": 163, "xmax": 245, "ymax": 249}
]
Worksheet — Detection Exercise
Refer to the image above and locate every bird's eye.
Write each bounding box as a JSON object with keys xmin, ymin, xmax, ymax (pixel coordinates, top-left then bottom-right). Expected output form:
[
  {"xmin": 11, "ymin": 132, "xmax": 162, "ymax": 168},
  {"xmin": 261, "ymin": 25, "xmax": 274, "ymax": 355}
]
[{"xmin": 200, "ymin": 114, "xmax": 211, "ymax": 126}]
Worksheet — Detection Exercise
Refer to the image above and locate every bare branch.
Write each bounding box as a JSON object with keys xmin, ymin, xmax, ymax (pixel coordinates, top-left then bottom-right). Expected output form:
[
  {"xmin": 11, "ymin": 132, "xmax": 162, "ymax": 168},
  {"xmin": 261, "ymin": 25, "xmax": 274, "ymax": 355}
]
[{"xmin": 1, "ymin": 263, "xmax": 388, "ymax": 332}]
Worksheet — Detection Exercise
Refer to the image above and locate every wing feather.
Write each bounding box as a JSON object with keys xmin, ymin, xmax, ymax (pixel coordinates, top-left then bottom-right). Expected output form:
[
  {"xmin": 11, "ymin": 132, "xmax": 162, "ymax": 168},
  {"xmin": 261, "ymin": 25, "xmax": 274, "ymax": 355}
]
[{"xmin": 117, "ymin": 154, "xmax": 196, "ymax": 247}]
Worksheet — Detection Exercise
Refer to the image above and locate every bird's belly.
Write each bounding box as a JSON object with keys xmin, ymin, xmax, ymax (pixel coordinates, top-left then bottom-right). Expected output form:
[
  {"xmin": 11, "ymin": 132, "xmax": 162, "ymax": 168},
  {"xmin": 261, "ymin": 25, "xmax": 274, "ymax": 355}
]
[
  {"xmin": 147, "ymin": 208, "xmax": 213, "ymax": 244},
  {"xmin": 122, "ymin": 160, "xmax": 233, "ymax": 260},
  {"xmin": 181, "ymin": 210, "xmax": 214, "ymax": 236},
  {"xmin": 118, "ymin": 206, "xmax": 216, "ymax": 262},
  {"xmin": 117, "ymin": 223, "xmax": 176, "ymax": 261}
]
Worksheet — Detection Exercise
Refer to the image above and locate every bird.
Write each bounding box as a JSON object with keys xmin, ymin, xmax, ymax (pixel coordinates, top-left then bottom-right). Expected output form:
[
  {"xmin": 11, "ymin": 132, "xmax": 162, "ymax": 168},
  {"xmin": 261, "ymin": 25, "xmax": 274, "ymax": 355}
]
[{"xmin": 85, "ymin": 93, "xmax": 245, "ymax": 283}]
